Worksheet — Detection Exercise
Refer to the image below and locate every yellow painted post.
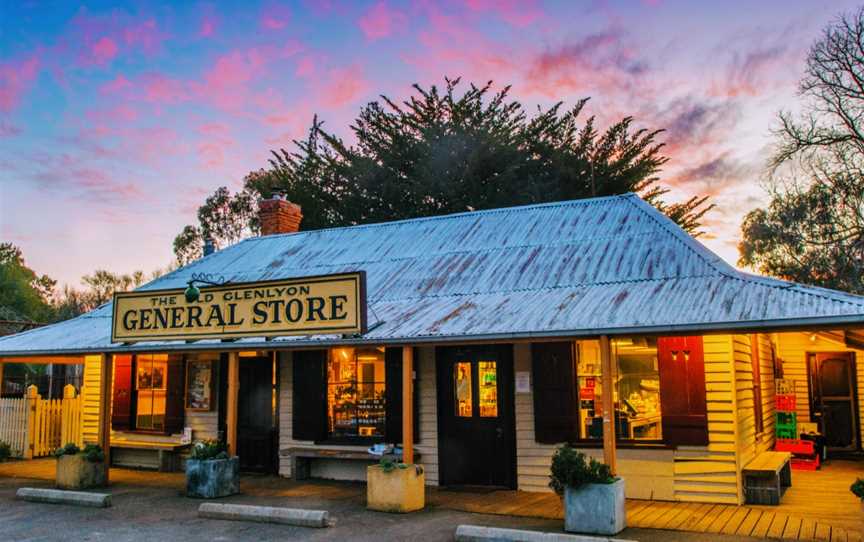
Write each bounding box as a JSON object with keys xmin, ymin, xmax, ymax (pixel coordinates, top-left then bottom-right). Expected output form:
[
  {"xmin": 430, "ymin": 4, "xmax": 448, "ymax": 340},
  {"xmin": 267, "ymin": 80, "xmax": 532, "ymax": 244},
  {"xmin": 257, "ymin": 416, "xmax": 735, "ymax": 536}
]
[
  {"xmin": 402, "ymin": 347, "xmax": 414, "ymax": 465},
  {"xmin": 226, "ymin": 352, "xmax": 239, "ymax": 456},
  {"xmin": 97, "ymin": 354, "xmax": 112, "ymax": 481},
  {"xmin": 24, "ymin": 385, "xmax": 38, "ymax": 460},
  {"xmin": 600, "ymin": 335, "xmax": 617, "ymax": 475}
]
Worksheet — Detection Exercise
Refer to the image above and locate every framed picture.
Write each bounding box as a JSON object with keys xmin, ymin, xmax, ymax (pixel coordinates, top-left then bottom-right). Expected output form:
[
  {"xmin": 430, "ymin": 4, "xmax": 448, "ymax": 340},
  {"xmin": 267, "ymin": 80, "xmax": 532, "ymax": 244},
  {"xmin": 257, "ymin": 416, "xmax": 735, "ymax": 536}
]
[{"xmin": 185, "ymin": 360, "xmax": 214, "ymax": 411}]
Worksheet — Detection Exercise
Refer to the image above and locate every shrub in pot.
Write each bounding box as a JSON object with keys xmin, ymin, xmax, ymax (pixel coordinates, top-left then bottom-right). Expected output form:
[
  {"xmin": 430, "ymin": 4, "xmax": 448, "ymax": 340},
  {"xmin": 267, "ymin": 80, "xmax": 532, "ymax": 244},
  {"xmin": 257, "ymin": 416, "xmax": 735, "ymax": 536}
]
[
  {"xmin": 54, "ymin": 443, "xmax": 107, "ymax": 489},
  {"xmin": 549, "ymin": 445, "xmax": 625, "ymax": 535},
  {"xmin": 0, "ymin": 440, "xmax": 11, "ymax": 462},
  {"xmin": 367, "ymin": 457, "xmax": 425, "ymax": 513},
  {"xmin": 185, "ymin": 439, "xmax": 239, "ymax": 499}
]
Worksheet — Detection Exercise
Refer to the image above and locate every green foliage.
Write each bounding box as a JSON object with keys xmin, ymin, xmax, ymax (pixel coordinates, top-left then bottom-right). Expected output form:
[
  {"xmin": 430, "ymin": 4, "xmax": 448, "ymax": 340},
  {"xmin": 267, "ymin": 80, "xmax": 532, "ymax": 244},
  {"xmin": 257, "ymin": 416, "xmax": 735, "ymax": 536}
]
[
  {"xmin": 852, "ymin": 478, "xmax": 864, "ymax": 500},
  {"xmin": 190, "ymin": 439, "xmax": 229, "ymax": 461},
  {"xmin": 548, "ymin": 444, "xmax": 615, "ymax": 494},
  {"xmin": 174, "ymin": 78, "xmax": 713, "ymax": 262},
  {"xmin": 0, "ymin": 440, "xmax": 11, "ymax": 462},
  {"xmin": 379, "ymin": 456, "xmax": 409, "ymax": 473},
  {"xmin": 0, "ymin": 242, "xmax": 55, "ymax": 323},
  {"xmin": 53, "ymin": 442, "xmax": 81, "ymax": 457},
  {"xmin": 82, "ymin": 444, "xmax": 105, "ymax": 463}
]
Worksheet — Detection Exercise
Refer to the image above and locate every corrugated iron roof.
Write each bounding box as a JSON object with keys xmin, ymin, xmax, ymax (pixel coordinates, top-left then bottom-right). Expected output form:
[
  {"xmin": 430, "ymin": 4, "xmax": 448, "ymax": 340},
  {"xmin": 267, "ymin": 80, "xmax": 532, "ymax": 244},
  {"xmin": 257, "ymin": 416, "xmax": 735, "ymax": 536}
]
[{"xmin": 2, "ymin": 193, "xmax": 863, "ymax": 356}]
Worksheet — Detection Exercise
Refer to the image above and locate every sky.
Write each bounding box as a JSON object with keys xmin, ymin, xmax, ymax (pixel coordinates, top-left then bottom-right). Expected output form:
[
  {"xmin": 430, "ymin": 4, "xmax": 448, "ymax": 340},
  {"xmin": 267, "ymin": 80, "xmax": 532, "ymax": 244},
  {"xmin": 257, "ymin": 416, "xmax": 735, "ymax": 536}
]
[{"xmin": 0, "ymin": 0, "xmax": 858, "ymax": 289}]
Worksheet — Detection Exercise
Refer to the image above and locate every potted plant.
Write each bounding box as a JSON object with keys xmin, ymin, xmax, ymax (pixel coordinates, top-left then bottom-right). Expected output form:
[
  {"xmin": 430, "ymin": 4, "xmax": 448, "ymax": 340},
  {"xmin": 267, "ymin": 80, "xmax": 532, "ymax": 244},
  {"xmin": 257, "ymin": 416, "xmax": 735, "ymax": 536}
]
[
  {"xmin": 549, "ymin": 445, "xmax": 625, "ymax": 535},
  {"xmin": 366, "ymin": 457, "xmax": 425, "ymax": 513},
  {"xmin": 54, "ymin": 443, "xmax": 107, "ymax": 489},
  {"xmin": 185, "ymin": 439, "xmax": 239, "ymax": 499},
  {"xmin": 0, "ymin": 440, "xmax": 11, "ymax": 462}
]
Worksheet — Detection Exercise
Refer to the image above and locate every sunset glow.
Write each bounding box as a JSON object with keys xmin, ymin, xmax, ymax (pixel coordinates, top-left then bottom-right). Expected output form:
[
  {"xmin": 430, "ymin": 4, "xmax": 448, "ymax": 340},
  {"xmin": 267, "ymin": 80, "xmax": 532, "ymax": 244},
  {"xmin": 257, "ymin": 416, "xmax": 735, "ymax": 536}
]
[{"xmin": 1, "ymin": 0, "xmax": 856, "ymax": 287}]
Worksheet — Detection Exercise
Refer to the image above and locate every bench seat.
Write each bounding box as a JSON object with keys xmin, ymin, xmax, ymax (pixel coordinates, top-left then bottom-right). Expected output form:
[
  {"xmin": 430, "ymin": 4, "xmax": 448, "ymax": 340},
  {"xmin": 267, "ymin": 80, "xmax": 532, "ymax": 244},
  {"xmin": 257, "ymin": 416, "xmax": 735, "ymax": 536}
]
[
  {"xmin": 110, "ymin": 441, "xmax": 190, "ymax": 472},
  {"xmin": 742, "ymin": 451, "xmax": 792, "ymax": 505},
  {"xmin": 280, "ymin": 447, "xmax": 421, "ymax": 480}
]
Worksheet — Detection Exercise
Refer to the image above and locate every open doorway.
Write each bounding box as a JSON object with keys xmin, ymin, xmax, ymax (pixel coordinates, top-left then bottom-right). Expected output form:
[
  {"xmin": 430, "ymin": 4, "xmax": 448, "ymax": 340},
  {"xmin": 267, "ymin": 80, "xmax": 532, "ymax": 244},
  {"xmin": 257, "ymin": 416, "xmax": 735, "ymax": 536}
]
[{"xmin": 808, "ymin": 352, "xmax": 860, "ymax": 452}]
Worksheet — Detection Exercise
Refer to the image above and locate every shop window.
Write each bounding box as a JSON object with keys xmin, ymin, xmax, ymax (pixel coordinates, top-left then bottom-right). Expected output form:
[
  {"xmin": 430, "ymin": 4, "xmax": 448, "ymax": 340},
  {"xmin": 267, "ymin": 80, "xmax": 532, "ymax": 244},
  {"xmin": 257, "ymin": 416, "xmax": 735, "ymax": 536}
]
[
  {"xmin": 576, "ymin": 338, "xmax": 662, "ymax": 441},
  {"xmin": 327, "ymin": 347, "xmax": 386, "ymax": 438},
  {"xmin": 111, "ymin": 353, "xmax": 185, "ymax": 435},
  {"xmin": 135, "ymin": 354, "xmax": 168, "ymax": 431}
]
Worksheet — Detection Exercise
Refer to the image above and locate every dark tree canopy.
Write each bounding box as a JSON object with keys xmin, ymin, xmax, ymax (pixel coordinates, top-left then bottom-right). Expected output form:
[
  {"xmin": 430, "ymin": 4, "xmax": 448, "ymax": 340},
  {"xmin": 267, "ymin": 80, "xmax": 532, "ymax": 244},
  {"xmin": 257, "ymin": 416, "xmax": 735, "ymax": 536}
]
[
  {"xmin": 739, "ymin": 8, "xmax": 864, "ymax": 294},
  {"xmin": 0, "ymin": 242, "xmax": 56, "ymax": 323},
  {"xmin": 175, "ymin": 78, "xmax": 713, "ymax": 264}
]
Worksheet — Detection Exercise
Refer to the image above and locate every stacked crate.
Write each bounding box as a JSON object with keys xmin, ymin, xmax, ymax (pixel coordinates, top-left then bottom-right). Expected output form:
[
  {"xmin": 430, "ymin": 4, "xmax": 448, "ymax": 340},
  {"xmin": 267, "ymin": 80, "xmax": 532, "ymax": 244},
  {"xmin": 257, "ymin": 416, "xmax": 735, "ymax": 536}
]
[{"xmin": 773, "ymin": 379, "xmax": 820, "ymax": 470}]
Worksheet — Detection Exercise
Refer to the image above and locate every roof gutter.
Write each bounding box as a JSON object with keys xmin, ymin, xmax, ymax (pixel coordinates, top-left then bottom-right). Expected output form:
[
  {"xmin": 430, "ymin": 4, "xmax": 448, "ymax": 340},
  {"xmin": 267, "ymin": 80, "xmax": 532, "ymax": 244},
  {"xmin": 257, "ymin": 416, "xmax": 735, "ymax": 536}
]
[{"xmin": 1, "ymin": 314, "xmax": 862, "ymax": 359}]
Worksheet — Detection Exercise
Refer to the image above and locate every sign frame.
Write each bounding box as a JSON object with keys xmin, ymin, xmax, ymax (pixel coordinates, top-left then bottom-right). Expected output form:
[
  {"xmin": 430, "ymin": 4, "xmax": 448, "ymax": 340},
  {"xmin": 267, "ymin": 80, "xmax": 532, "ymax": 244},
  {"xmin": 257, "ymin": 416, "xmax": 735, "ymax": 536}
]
[{"xmin": 111, "ymin": 271, "xmax": 367, "ymax": 343}]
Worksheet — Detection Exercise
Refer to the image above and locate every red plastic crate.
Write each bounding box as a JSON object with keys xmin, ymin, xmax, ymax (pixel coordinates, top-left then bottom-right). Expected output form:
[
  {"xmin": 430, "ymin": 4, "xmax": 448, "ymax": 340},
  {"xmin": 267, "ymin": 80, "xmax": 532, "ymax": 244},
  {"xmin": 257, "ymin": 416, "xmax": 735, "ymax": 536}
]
[
  {"xmin": 775, "ymin": 394, "xmax": 796, "ymax": 411},
  {"xmin": 775, "ymin": 439, "xmax": 814, "ymax": 455},
  {"xmin": 791, "ymin": 456, "xmax": 820, "ymax": 470}
]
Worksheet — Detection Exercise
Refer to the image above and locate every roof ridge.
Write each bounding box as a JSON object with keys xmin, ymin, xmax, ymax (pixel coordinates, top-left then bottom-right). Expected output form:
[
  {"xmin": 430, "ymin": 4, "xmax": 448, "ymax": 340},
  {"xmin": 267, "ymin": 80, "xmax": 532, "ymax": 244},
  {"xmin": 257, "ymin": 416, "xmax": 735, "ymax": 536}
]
[{"xmin": 236, "ymin": 193, "xmax": 637, "ymax": 244}]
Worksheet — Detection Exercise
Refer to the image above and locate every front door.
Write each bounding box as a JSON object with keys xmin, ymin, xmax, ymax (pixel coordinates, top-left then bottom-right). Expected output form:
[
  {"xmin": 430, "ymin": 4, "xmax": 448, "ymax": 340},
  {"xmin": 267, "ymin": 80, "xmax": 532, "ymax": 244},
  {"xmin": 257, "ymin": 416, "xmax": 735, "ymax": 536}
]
[
  {"xmin": 238, "ymin": 356, "xmax": 276, "ymax": 472},
  {"xmin": 437, "ymin": 345, "xmax": 516, "ymax": 488},
  {"xmin": 809, "ymin": 352, "xmax": 859, "ymax": 451}
]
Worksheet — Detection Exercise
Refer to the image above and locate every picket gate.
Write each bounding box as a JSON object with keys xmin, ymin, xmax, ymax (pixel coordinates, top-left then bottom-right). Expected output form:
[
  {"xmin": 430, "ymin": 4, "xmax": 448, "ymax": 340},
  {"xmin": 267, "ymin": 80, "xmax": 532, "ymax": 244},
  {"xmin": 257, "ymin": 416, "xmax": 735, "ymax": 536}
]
[{"xmin": 0, "ymin": 384, "xmax": 84, "ymax": 458}]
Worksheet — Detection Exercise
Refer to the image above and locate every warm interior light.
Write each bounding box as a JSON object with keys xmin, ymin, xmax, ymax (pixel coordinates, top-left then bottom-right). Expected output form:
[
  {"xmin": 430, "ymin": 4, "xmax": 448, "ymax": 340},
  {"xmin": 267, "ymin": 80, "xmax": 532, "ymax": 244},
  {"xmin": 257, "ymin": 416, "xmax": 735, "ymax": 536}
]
[{"xmin": 238, "ymin": 351, "xmax": 263, "ymax": 358}]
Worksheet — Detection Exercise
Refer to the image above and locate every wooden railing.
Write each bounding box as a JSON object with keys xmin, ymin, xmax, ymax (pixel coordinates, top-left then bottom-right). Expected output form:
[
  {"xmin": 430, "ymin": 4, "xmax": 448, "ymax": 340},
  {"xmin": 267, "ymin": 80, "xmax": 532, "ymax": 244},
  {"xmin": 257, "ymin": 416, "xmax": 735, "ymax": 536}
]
[{"xmin": 0, "ymin": 384, "xmax": 84, "ymax": 458}]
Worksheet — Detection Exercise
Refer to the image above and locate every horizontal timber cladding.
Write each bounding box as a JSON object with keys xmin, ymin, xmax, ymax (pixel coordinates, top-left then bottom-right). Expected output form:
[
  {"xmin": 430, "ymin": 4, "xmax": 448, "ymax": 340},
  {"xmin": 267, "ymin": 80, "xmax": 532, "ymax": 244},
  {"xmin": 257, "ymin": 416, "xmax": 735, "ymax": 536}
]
[
  {"xmin": 81, "ymin": 353, "xmax": 218, "ymax": 449},
  {"xmin": 775, "ymin": 331, "xmax": 864, "ymax": 449},
  {"xmin": 277, "ymin": 347, "xmax": 439, "ymax": 485},
  {"xmin": 514, "ymin": 337, "xmax": 743, "ymax": 504}
]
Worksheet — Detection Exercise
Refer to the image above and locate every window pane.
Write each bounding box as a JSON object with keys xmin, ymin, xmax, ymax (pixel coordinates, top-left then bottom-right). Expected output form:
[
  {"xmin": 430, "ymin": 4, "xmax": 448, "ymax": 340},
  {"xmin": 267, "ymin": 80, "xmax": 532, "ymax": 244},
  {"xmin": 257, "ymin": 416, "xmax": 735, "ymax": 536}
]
[
  {"xmin": 137, "ymin": 390, "xmax": 153, "ymax": 429},
  {"xmin": 454, "ymin": 362, "xmax": 473, "ymax": 417},
  {"xmin": 478, "ymin": 361, "xmax": 498, "ymax": 417},
  {"xmin": 613, "ymin": 338, "xmax": 662, "ymax": 441},
  {"xmin": 576, "ymin": 341, "xmax": 603, "ymax": 439},
  {"xmin": 327, "ymin": 347, "xmax": 386, "ymax": 439}
]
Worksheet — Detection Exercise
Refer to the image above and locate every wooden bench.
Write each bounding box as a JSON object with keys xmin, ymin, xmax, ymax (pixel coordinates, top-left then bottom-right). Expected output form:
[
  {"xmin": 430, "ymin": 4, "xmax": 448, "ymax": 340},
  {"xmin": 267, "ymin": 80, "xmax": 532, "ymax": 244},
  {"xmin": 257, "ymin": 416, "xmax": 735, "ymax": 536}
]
[
  {"xmin": 280, "ymin": 447, "xmax": 420, "ymax": 480},
  {"xmin": 110, "ymin": 441, "xmax": 191, "ymax": 472},
  {"xmin": 742, "ymin": 451, "xmax": 792, "ymax": 505}
]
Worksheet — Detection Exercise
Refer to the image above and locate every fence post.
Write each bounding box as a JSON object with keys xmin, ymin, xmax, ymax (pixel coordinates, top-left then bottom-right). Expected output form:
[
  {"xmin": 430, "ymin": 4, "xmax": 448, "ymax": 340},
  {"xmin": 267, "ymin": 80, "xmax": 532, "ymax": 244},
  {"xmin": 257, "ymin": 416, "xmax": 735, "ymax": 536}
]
[{"xmin": 24, "ymin": 385, "xmax": 39, "ymax": 460}]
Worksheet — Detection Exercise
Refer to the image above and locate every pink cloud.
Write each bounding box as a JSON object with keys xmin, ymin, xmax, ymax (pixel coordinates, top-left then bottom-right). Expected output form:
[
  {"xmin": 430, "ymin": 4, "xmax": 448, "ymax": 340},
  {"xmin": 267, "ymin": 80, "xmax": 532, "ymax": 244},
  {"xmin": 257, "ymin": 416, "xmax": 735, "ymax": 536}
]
[
  {"xmin": 358, "ymin": 2, "xmax": 407, "ymax": 41},
  {"xmin": 91, "ymin": 37, "xmax": 119, "ymax": 65},
  {"xmin": 100, "ymin": 74, "xmax": 133, "ymax": 94},
  {"xmin": 317, "ymin": 66, "xmax": 369, "ymax": 108},
  {"xmin": 0, "ymin": 55, "xmax": 40, "ymax": 112},
  {"xmin": 122, "ymin": 18, "xmax": 166, "ymax": 55},
  {"xmin": 261, "ymin": 3, "xmax": 291, "ymax": 30},
  {"xmin": 199, "ymin": 15, "xmax": 218, "ymax": 38},
  {"xmin": 142, "ymin": 73, "xmax": 188, "ymax": 104},
  {"xmin": 295, "ymin": 55, "xmax": 317, "ymax": 77},
  {"xmin": 464, "ymin": 0, "xmax": 542, "ymax": 27},
  {"xmin": 86, "ymin": 104, "xmax": 139, "ymax": 124},
  {"xmin": 0, "ymin": 121, "xmax": 22, "ymax": 137}
]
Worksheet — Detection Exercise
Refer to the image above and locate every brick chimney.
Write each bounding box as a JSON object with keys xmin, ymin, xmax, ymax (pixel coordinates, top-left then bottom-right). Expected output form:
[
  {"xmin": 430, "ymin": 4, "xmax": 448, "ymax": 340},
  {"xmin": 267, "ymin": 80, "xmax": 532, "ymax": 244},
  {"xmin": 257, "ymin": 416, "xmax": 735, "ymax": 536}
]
[{"xmin": 259, "ymin": 194, "xmax": 303, "ymax": 235}]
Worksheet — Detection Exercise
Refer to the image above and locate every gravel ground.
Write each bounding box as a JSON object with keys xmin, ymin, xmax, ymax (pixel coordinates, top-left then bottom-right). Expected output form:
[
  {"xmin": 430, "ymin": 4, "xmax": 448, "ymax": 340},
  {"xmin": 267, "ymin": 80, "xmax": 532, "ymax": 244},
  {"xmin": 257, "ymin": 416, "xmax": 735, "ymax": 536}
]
[{"xmin": 0, "ymin": 475, "xmax": 765, "ymax": 542}]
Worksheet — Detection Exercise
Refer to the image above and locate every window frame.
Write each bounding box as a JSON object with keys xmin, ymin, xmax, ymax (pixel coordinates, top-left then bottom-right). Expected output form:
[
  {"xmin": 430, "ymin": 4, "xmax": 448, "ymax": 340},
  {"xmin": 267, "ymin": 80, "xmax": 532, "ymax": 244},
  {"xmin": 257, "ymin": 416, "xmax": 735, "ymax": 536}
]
[
  {"xmin": 322, "ymin": 347, "xmax": 388, "ymax": 444},
  {"xmin": 570, "ymin": 338, "xmax": 666, "ymax": 447}
]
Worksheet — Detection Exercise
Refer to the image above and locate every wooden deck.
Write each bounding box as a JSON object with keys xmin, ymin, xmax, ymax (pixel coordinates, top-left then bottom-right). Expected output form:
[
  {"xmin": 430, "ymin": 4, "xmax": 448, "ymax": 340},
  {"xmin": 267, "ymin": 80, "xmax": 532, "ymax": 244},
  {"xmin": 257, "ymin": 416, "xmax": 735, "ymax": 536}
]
[
  {"xmin": 433, "ymin": 460, "xmax": 864, "ymax": 541},
  {"xmin": 1, "ymin": 458, "xmax": 861, "ymax": 540}
]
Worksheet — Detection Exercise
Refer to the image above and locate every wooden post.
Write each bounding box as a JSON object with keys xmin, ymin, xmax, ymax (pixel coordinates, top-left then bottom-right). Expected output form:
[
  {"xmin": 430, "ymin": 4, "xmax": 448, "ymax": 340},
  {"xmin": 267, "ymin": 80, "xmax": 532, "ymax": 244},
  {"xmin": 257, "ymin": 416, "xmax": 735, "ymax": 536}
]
[
  {"xmin": 24, "ymin": 385, "xmax": 38, "ymax": 460},
  {"xmin": 226, "ymin": 352, "xmax": 240, "ymax": 456},
  {"xmin": 600, "ymin": 335, "xmax": 617, "ymax": 475},
  {"xmin": 402, "ymin": 347, "xmax": 414, "ymax": 465},
  {"xmin": 97, "ymin": 354, "xmax": 112, "ymax": 481},
  {"xmin": 0, "ymin": 361, "xmax": 4, "ymax": 396}
]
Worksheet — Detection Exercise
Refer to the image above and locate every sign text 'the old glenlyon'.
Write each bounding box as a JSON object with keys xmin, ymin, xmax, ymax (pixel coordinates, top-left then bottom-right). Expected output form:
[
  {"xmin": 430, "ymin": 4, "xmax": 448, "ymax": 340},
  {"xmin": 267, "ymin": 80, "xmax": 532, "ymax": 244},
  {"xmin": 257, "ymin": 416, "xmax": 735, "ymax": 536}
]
[{"xmin": 111, "ymin": 272, "xmax": 367, "ymax": 343}]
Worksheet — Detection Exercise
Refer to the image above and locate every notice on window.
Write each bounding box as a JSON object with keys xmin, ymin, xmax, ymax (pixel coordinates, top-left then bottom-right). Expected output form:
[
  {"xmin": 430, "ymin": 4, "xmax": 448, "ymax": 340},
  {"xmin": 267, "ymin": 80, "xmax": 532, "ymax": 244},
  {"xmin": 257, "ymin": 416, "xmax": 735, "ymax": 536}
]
[
  {"xmin": 515, "ymin": 371, "xmax": 530, "ymax": 393},
  {"xmin": 112, "ymin": 272, "xmax": 367, "ymax": 343}
]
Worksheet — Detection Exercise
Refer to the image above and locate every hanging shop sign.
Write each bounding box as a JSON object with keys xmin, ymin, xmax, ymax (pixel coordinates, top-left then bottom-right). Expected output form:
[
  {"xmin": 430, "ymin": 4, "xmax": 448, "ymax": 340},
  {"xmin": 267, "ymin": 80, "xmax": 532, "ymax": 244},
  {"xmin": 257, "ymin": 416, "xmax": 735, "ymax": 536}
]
[{"xmin": 112, "ymin": 272, "xmax": 367, "ymax": 343}]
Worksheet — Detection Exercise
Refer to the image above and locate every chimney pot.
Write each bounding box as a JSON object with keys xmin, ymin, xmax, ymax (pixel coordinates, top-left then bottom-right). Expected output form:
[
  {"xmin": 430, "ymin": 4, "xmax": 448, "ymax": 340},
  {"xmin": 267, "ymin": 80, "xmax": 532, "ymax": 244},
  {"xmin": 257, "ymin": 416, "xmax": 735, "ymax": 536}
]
[
  {"xmin": 203, "ymin": 238, "xmax": 215, "ymax": 257},
  {"xmin": 259, "ymin": 196, "xmax": 303, "ymax": 236}
]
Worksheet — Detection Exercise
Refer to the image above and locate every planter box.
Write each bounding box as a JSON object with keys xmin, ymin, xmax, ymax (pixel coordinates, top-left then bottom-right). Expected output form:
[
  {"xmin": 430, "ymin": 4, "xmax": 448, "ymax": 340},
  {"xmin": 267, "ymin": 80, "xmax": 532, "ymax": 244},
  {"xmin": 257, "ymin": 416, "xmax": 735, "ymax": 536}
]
[
  {"xmin": 56, "ymin": 454, "xmax": 107, "ymax": 490},
  {"xmin": 564, "ymin": 478, "xmax": 626, "ymax": 535},
  {"xmin": 366, "ymin": 464, "xmax": 425, "ymax": 513},
  {"xmin": 186, "ymin": 457, "xmax": 239, "ymax": 499}
]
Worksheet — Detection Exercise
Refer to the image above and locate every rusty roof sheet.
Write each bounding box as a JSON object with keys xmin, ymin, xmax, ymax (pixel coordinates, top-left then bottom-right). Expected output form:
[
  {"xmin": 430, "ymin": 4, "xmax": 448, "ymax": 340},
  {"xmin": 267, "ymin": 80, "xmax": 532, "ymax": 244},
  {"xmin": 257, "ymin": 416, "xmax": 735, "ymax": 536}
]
[{"xmin": 2, "ymin": 193, "xmax": 863, "ymax": 356}]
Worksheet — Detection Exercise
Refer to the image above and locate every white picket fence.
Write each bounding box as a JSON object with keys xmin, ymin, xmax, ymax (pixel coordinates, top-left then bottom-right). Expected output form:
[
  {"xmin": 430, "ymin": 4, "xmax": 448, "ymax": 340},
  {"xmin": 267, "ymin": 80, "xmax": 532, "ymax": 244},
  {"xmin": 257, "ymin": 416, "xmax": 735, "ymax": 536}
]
[{"xmin": 0, "ymin": 384, "xmax": 84, "ymax": 458}]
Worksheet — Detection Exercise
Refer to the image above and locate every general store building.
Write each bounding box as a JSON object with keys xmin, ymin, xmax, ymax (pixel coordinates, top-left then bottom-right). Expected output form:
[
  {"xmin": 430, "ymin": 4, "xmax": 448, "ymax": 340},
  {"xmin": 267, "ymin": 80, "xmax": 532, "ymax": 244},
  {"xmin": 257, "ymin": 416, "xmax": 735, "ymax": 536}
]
[{"xmin": 0, "ymin": 193, "xmax": 862, "ymax": 505}]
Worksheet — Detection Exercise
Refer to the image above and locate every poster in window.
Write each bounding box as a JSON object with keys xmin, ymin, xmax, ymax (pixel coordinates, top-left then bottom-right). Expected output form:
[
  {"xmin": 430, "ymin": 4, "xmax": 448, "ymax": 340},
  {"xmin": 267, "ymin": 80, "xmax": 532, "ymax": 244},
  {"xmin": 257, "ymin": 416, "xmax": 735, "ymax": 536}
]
[{"xmin": 185, "ymin": 360, "xmax": 213, "ymax": 411}]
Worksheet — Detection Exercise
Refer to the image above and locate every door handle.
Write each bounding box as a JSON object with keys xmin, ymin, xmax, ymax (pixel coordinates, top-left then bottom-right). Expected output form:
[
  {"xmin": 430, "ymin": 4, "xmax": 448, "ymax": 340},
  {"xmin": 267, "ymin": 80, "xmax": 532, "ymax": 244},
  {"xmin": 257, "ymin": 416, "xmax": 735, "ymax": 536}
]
[{"xmin": 496, "ymin": 427, "xmax": 503, "ymax": 438}]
